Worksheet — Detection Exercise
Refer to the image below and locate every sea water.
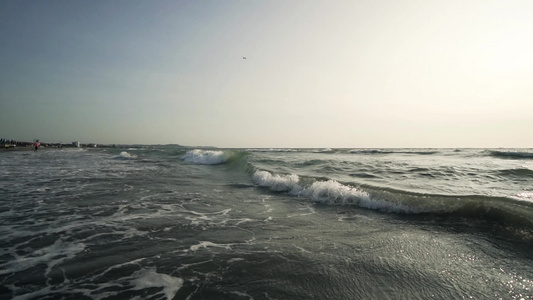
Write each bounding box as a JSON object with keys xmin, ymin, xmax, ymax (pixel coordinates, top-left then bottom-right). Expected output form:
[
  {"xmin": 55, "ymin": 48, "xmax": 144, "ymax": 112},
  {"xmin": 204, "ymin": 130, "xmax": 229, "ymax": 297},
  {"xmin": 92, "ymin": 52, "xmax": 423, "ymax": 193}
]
[{"xmin": 1, "ymin": 147, "xmax": 532, "ymax": 299}]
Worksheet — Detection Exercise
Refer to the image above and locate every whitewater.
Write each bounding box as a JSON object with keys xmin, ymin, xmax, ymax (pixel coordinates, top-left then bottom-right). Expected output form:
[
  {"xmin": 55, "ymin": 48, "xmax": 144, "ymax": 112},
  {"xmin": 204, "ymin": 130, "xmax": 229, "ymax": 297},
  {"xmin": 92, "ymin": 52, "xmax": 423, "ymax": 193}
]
[{"xmin": 1, "ymin": 147, "xmax": 532, "ymax": 299}]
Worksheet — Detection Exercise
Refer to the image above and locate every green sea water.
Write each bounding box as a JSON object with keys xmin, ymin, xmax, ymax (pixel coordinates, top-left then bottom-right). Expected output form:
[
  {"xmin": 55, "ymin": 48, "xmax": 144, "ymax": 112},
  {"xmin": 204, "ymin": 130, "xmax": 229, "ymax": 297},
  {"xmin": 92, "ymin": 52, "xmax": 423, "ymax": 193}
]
[{"xmin": 1, "ymin": 147, "xmax": 532, "ymax": 299}]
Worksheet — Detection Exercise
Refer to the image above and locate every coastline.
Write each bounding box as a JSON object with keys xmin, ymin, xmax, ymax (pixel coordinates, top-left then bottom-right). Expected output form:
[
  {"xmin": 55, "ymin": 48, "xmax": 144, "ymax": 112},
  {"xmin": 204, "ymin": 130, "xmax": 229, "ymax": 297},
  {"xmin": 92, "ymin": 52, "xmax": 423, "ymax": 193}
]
[{"xmin": 0, "ymin": 146, "xmax": 51, "ymax": 152}]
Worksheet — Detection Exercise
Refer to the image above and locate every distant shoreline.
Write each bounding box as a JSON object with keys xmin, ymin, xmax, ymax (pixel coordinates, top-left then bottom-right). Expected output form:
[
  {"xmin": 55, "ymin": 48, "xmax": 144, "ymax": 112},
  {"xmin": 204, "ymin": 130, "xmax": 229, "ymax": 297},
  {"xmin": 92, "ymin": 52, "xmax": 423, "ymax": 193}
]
[
  {"xmin": 0, "ymin": 146, "xmax": 73, "ymax": 152},
  {"xmin": 0, "ymin": 146, "xmax": 45, "ymax": 152},
  {"xmin": 0, "ymin": 145, "xmax": 116, "ymax": 152}
]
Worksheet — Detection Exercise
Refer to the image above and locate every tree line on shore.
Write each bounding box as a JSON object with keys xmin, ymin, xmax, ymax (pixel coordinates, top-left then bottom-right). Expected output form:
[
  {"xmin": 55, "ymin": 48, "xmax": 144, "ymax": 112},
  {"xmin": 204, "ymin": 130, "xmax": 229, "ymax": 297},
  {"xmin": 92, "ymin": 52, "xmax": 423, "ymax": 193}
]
[
  {"xmin": 1, "ymin": 138, "xmax": 97, "ymax": 148},
  {"xmin": 1, "ymin": 138, "xmax": 130, "ymax": 149},
  {"xmin": 1, "ymin": 138, "xmax": 37, "ymax": 148}
]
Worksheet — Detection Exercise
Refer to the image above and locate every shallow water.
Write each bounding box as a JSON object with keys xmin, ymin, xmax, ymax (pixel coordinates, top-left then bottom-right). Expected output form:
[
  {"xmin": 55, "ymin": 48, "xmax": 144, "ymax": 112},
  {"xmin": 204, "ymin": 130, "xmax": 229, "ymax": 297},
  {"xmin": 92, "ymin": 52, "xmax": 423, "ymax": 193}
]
[{"xmin": 1, "ymin": 147, "xmax": 532, "ymax": 299}]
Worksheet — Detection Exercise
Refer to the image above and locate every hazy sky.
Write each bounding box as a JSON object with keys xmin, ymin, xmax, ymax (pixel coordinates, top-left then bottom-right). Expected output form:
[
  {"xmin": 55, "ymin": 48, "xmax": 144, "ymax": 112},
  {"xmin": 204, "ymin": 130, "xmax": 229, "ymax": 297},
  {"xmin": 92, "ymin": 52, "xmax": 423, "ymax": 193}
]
[{"xmin": 1, "ymin": 0, "xmax": 531, "ymax": 148}]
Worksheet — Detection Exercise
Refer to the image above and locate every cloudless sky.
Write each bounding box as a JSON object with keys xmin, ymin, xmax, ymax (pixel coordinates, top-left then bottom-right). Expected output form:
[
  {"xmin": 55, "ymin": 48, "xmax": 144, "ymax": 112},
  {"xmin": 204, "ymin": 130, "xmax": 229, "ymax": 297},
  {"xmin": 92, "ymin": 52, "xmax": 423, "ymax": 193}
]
[{"xmin": 1, "ymin": 0, "xmax": 531, "ymax": 148}]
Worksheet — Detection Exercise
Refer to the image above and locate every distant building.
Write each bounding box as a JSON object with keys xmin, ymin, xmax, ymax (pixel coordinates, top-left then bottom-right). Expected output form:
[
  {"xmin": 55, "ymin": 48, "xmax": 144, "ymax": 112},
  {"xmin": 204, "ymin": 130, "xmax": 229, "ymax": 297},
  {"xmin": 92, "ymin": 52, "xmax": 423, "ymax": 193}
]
[{"xmin": 72, "ymin": 141, "xmax": 80, "ymax": 148}]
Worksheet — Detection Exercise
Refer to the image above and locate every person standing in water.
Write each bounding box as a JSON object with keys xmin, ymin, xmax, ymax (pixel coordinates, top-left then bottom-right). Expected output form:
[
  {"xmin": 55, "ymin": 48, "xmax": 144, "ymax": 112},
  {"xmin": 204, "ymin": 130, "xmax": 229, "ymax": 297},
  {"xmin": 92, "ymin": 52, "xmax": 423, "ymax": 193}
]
[{"xmin": 35, "ymin": 140, "xmax": 40, "ymax": 151}]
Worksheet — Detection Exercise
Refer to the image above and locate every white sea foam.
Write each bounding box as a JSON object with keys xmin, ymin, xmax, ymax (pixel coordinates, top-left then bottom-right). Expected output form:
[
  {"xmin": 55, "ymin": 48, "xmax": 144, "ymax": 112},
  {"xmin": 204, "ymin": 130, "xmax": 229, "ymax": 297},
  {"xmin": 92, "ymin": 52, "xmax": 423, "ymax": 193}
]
[
  {"xmin": 70, "ymin": 263, "xmax": 183, "ymax": 300},
  {"xmin": 190, "ymin": 241, "xmax": 232, "ymax": 251},
  {"xmin": 0, "ymin": 239, "xmax": 86, "ymax": 276},
  {"xmin": 130, "ymin": 268, "xmax": 183, "ymax": 300},
  {"xmin": 517, "ymin": 192, "xmax": 533, "ymax": 202},
  {"xmin": 300, "ymin": 180, "xmax": 369, "ymax": 204},
  {"xmin": 314, "ymin": 148, "xmax": 333, "ymax": 153},
  {"xmin": 117, "ymin": 151, "xmax": 136, "ymax": 159},
  {"xmin": 181, "ymin": 149, "xmax": 228, "ymax": 165},
  {"xmin": 253, "ymin": 171, "xmax": 302, "ymax": 193}
]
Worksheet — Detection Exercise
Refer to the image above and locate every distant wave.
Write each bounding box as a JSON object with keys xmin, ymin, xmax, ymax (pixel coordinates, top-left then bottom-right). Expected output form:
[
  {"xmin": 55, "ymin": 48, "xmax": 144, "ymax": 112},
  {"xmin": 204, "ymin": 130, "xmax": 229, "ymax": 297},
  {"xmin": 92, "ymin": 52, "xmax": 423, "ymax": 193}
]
[
  {"xmin": 313, "ymin": 148, "xmax": 335, "ymax": 153},
  {"xmin": 181, "ymin": 149, "xmax": 229, "ymax": 165},
  {"xmin": 113, "ymin": 151, "xmax": 137, "ymax": 159},
  {"xmin": 246, "ymin": 148, "xmax": 298, "ymax": 153},
  {"xmin": 488, "ymin": 150, "xmax": 533, "ymax": 160},
  {"xmin": 350, "ymin": 149, "xmax": 439, "ymax": 155},
  {"xmin": 350, "ymin": 150, "xmax": 395, "ymax": 154}
]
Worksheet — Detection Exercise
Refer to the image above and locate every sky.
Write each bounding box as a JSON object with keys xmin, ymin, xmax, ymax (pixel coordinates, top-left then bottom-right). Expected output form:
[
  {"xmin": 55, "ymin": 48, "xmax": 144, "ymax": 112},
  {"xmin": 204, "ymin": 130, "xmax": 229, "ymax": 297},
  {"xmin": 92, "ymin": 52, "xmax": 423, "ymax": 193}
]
[{"xmin": 0, "ymin": 0, "xmax": 531, "ymax": 148}]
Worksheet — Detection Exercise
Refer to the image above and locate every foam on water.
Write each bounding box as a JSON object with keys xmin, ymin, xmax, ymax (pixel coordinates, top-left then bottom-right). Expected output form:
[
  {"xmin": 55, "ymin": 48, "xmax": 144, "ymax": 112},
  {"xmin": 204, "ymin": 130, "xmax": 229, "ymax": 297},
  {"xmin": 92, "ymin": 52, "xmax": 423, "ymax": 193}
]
[
  {"xmin": 129, "ymin": 268, "xmax": 183, "ymax": 300},
  {"xmin": 314, "ymin": 148, "xmax": 334, "ymax": 153},
  {"xmin": 517, "ymin": 192, "xmax": 533, "ymax": 201},
  {"xmin": 181, "ymin": 149, "xmax": 228, "ymax": 165},
  {"xmin": 109, "ymin": 151, "xmax": 138, "ymax": 160},
  {"xmin": 118, "ymin": 151, "xmax": 136, "ymax": 159},
  {"xmin": 523, "ymin": 162, "xmax": 533, "ymax": 170},
  {"xmin": 190, "ymin": 241, "xmax": 233, "ymax": 252},
  {"xmin": 0, "ymin": 239, "xmax": 86, "ymax": 276}
]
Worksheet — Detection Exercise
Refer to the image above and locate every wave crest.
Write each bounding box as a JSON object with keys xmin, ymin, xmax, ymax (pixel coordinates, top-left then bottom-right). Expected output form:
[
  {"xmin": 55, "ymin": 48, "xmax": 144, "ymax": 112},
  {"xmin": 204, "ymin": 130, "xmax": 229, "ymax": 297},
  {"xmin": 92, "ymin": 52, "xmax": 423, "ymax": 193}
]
[
  {"xmin": 489, "ymin": 150, "xmax": 533, "ymax": 160},
  {"xmin": 252, "ymin": 171, "xmax": 412, "ymax": 213},
  {"xmin": 299, "ymin": 180, "xmax": 411, "ymax": 213},
  {"xmin": 253, "ymin": 171, "xmax": 301, "ymax": 193},
  {"xmin": 181, "ymin": 149, "xmax": 228, "ymax": 165},
  {"xmin": 113, "ymin": 151, "xmax": 137, "ymax": 159},
  {"xmin": 249, "ymin": 168, "xmax": 533, "ymax": 240}
]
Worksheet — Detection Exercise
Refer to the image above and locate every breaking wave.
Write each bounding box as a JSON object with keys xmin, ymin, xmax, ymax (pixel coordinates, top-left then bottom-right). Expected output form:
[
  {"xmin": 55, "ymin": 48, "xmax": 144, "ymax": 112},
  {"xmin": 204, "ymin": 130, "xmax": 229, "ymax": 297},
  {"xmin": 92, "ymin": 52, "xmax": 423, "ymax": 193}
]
[
  {"xmin": 113, "ymin": 151, "xmax": 137, "ymax": 159},
  {"xmin": 251, "ymin": 170, "xmax": 533, "ymax": 232},
  {"xmin": 252, "ymin": 170, "xmax": 413, "ymax": 213},
  {"xmin": 253, "ymin": 171, "xmax": 300, "ymax": 193},
  {"xmin": 181, "ymin": 149, "xmax": 230, "ymax": 165}
]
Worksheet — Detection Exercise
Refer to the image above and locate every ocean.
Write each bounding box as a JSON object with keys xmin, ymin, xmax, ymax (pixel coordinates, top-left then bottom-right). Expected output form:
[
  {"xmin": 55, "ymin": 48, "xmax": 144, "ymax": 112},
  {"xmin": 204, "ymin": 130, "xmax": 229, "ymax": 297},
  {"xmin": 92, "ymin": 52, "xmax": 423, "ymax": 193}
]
[{"xmin": 1, "ymin": 147, "xmax": 532, "ymax": 299}]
